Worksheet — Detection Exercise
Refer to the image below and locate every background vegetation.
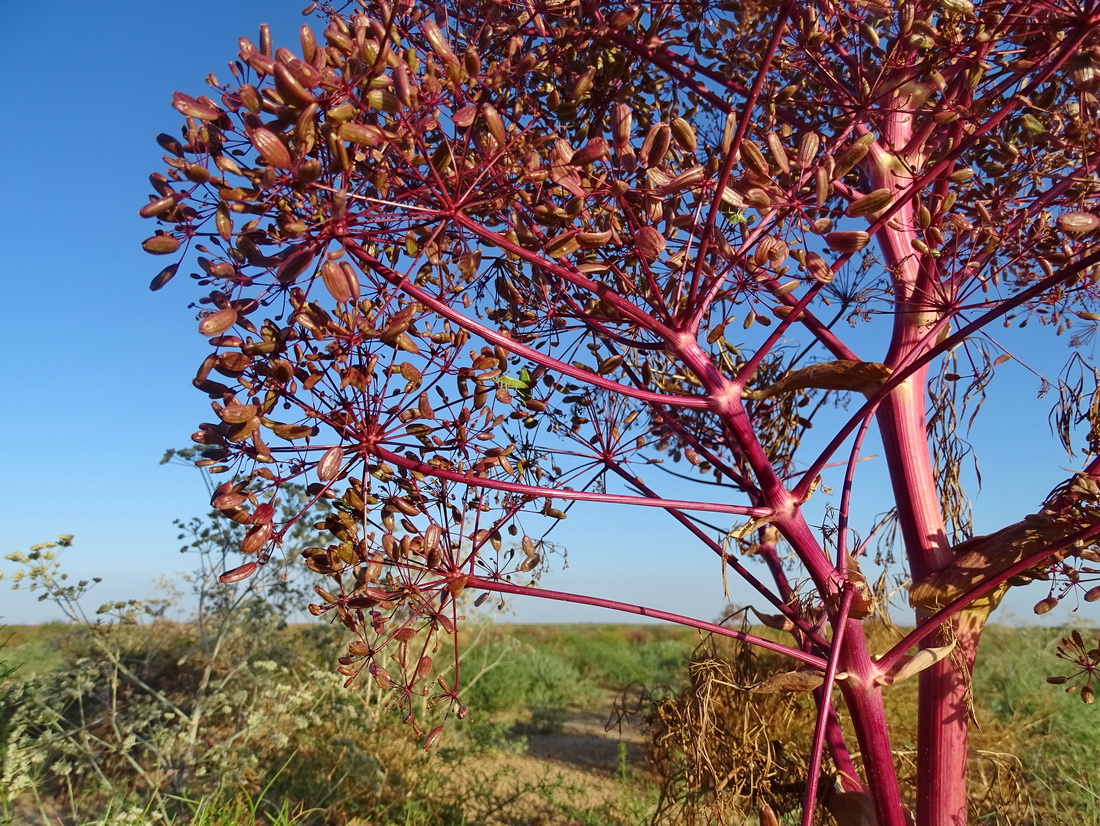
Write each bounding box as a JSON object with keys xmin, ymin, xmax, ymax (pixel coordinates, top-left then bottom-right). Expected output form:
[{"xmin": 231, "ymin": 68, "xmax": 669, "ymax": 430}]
[{"xmin": 1, "ymin": 584, "xmax": 1096, "ymax": 824}]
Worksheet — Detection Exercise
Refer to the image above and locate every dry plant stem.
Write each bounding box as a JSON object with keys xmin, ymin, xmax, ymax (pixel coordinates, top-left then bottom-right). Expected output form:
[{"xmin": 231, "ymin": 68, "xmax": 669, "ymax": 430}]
[{"xmin": 464, "ymin": 574, "xmax": 827, "ymax": 669}]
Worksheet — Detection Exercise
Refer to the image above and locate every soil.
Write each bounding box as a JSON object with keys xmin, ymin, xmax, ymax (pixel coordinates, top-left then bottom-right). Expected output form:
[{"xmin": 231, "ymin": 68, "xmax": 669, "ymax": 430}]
[{"xmin": 448, "ymin": 706, "xmax": 656, "ymax": 825}]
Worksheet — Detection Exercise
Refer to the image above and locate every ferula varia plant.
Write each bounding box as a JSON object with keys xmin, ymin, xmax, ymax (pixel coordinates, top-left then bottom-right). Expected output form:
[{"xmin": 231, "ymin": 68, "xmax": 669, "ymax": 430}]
[{"xmin": 141, "ymin": 1, "xmax": 1100, "ymax": 823}]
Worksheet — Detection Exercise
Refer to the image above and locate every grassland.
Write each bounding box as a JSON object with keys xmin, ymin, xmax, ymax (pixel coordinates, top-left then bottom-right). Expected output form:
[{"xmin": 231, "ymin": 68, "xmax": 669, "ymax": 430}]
[{"xmin": 0, "ymin": 620, "xmax": 1096, "ymax": 825}]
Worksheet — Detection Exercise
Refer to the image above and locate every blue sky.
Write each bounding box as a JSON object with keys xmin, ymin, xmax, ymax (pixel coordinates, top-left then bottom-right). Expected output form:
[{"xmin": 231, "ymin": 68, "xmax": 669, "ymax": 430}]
[{"xmin": 1, "ymin": 1, "xmax": 1095, "ymax": 630}]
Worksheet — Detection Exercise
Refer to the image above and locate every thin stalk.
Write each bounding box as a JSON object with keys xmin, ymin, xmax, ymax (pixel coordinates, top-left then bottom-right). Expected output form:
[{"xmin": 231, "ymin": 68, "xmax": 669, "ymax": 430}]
[
  {"xmin": 801, "ymin": 587, "xmax": 854, "ymax": 826},
  {"xmin": 371, "ymin": 443, "xmax": 770, "ymax": 517},
  {"xmin": 464, "ymin": 574, "xmax": 828, "ymax": 668}
]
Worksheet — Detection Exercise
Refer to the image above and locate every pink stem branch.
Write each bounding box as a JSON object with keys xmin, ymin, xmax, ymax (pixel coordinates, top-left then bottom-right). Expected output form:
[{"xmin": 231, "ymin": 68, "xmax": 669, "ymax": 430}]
[
  {"xmin": 464, "ymin": 574, "xmax": 828, "ymax": 669},
  {"xmin": 371, "ymin": 444, "xmax": 771, "ymax": 517},
  {"xmin": 801, "ymin": 587, "xmax": 854, "ymax": 826},
  {"xmin": 343, "ymin": 242, "xmax": 713, "ymax": 410}
]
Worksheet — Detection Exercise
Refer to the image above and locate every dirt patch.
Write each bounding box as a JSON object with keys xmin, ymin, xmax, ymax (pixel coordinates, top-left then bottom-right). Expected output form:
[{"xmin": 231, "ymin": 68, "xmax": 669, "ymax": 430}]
[
  {"xmin": 524, "ymin": 709, "xmax": 647, "ymax": 775},
  {"xmin": 445, "ymin": 707, "xmax": 655, "ymax": 825}
]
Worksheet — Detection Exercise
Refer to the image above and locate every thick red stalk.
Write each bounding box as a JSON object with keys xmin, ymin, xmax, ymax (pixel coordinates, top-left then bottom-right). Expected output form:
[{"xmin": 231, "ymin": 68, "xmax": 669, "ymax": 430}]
[{"xmin": 836, "ymin": 623, "xmax": 909, "ymax": 826}]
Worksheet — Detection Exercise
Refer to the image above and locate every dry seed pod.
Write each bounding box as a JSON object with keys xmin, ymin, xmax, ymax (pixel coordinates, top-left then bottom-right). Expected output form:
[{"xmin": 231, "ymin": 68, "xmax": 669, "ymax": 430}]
[
  {"xmin": 571, "ymin": 137, "xmax": 610, "ymax": 166},
  {"xmin": 149, "ymin": 264, "xmax": 179, "ymax": 291},
  {"xmin": 635, "ymin": 226, "xmax": 666, "ymax": 259},
  {"xmin": 1057, "ymin": 211, "xmax": 1100, "ymax": 234},
  {"xmin": 139, "ymin": 193, "xmax": 183, "ymax": 218},
  {"xmin": 670, "ymin": 117, "xmax": 697, "ymax": 152},
  {"xmin": 424, "ymin": 523, "xmax": 442, "ymax": 552},
  {"xmin": 481, "ymin": 103, "xmax": 506, "ymax": 148},
  {"xmin": 804, "ymin": 252, "xmax": 835, "ymax": 284},
  {"xmin": 251, "ymin": 128, "xmax": 293, "ymax": 169},
  {"xmin": 424, "ymin": 725, "xmax": 445, "ymax": 751},
  {"xmin": 720, "ymin": 186, "xmax": 746, "ymax": 209},
  {"xmin": 832, "ymin": 132, "xmax": 875, "ymax": 179},
  {"xmin": 317, "ymin": 446, "xmax": 343, "ymax": 481},
  {"xmin": 241, "ymin": 523, "xmax": 272, "ymax": 555},
  {"xmin": 845, "ymin": 188, "xmax": 894, "ymax": 218},
  {"xmin": 545, "ymin": 230, "xmax": 581, "ymax": 258},
  {"xmin": 826, "ymin": 231, "xmax": 870, "ymax": 253},
  {"xmin": 199, "ymin": 308, "xmax": 238, "ymax": 336},
  {"xmin": 277, "ymin": 248, "xmax": 315, "ymax": 284},
  {"xmin": 274, "ymin": 63, "xmax": 315, "ymax": 107},
  {"xmin": 1034, "ymin": 596, "xmax": 1059, "ymax": 614},
  {"xmin": 172, "ymin": 91, "xmax": 221, "ymax": 120},
  {"xmin": 142, "ymin": 234, "xmax": 180, "ymax": 255},
  {"xmin": 338, "ymin": 122, "xmax": 384, "ymax": 146},
  {"xmin": 640, "ymin": 122, "xmax": 671, "ymax": 167},
  {"xmin": 815, "ymin": 167, "xmax": 831, "ymax": 206},
  {"xmin": 572, "ymin": 66, "xmax": 597, "ymax": 101},
  {"xmin": 420, "ymin": 19, "xmax": 457, "ymax": 65},
  {"xmin": 660, "ymin": 165, "xmax": 704, "ymax": 194},
  {"xmin": 219, "ymin": 403, "xmax": 258, "ymax": 424},
  {"xmin": 740, "ymin": 139, "xmax": 770, "ymax": 177},
  {"xmin": 798, "ymin": 132, "xmax": 820, "ymax": 167},
  {"xmin": 365, "ymin": 89, "xmax": 400, "ymax": 113},
  {"xmin": 744, "ymin": 188, "xmax": 771, "ymax": 208},
  {"xmin": 577, "ymin": 229, "xmax": 613, "ymax": 248},
  {"xmin": 1070, "ymin": 52, "xmax": 1100, "ymax": 92},
  {"xmin": 721, "ymin": 111, "xmax": 737, "ymax": 153},
  {"xmin": 765, "ymin": 131, "xmax": 790, "ymax": 176},
  {"xmin": 611, "ymin": 103, "xmax": 633, "ymax": 148},
  {"xmin": 597, "ymin": 354, "xmax": 624, "ymax": 374},
  {"xmin": 219, "ymin": 562, "xmax": 258, "ymax": 583}
]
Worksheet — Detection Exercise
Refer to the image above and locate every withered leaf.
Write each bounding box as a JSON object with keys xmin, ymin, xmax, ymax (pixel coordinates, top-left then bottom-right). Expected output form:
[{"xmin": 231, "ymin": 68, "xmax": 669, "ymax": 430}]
[
  {"xmin": 882, "ymin": 639, "xmax": 957, "ymax": 685},
  {"xmin": 750, "ymin": 669, "xmax": 826, "ymax": 693}
]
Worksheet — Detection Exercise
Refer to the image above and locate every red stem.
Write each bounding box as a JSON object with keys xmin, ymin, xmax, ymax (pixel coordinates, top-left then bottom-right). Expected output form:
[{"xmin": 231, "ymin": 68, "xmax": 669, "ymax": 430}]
[
  {"xmin": 801, "ymin": 587, "xmax": 854, "ymax": 826},
  {"xmin": 371, "ymin": 443, "xmax": 771, "ymax": 518},
  {"xmin": 464, "ymin": 574, "xmax": 828, "ymax": 669}
]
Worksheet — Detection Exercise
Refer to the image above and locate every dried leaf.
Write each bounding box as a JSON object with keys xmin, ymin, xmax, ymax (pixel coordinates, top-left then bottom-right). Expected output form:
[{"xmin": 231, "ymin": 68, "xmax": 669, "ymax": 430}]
[
  {"xmin": 883, "ymin": 639, "xmax": 957, "ymax": 685},
  {"xmin": 750, "ymin": 669, "xmax": 825, "ymax": 693}
]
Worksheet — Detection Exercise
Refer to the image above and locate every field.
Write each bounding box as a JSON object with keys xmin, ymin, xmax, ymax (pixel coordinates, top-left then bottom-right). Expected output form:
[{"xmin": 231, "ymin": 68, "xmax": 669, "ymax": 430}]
[{"xmin": 1, "ymin": 619, "xmax": 1097, "ymax": 825}]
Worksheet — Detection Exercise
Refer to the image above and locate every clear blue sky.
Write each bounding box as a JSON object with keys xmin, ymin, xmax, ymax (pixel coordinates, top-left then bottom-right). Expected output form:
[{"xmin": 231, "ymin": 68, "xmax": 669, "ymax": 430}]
[{"xmin": 1, "ymin": 1, "xmax": 1095, "ymax": 630}]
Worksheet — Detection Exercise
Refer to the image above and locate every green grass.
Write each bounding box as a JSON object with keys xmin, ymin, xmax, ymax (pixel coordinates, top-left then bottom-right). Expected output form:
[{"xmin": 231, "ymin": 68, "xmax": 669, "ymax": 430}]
[
  {"xmin": 971, "ymin": 625, "xmax": 1100, "ymax": 821},
  {"xmin": 2, "ymin": 621, "xmax": 1097, "ymax": 825},
  {"xmin": 0, "ymin": 625, "xmax": 70, "ymax": 675}
]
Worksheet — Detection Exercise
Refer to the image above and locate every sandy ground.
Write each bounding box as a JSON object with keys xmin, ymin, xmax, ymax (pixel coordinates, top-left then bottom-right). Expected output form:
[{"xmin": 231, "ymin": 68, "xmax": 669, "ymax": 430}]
[{"xmin": 447, "ymin": 707, "xmax": 655, "ymax": 825}]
